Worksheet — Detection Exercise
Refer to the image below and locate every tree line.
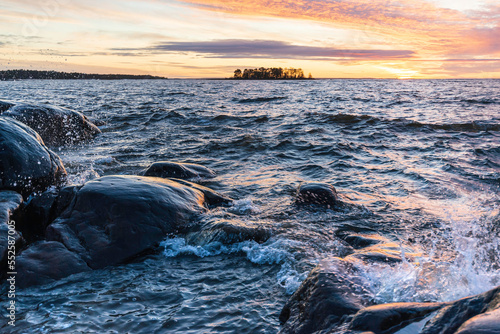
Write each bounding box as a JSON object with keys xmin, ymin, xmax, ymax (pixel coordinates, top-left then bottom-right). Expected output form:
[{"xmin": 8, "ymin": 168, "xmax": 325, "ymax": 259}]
[
  {"xmin": 0, "ymin": 69, "xmax": 167, "ymax": 81},
  {"xmin": 232, "ymin": 67, "xmax": 313, "ymax": 80}
]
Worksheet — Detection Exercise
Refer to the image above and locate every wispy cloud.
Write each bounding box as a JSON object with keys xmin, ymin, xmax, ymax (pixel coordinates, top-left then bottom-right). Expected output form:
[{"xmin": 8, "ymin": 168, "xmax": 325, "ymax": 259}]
[
  {"xmin": 112, "ymin": 39, "xmax": 415, "ymax": 60},
  {"xmin": 174, "ymin": 0, "xmax": 500, "ymax": 58}
]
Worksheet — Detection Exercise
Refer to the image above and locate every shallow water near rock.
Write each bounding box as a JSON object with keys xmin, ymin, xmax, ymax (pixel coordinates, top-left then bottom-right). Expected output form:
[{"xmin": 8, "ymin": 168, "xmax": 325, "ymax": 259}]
[{"xmin": 1, "ymin": 79, "xmax": 499, "ymax": 333}]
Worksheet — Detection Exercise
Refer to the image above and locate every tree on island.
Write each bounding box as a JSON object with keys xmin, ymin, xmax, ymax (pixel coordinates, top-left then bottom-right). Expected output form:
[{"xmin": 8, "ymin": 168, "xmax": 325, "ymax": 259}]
[{"xmin": 232, "ymin": 67, "xmax": 312, "ymax": 80}]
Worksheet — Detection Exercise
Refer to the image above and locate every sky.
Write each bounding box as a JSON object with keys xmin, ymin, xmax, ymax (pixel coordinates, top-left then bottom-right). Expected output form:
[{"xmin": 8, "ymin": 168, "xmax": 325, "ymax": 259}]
[{"xmin": 0, "ymin": 0, "xmax": 499, "ymax": 78}]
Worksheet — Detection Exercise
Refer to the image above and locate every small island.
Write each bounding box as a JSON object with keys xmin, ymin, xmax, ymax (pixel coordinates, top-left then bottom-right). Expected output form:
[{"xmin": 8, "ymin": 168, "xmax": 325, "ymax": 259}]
[
  {"xmin": 231, "ymin": 67, "xmax": 313, "ymax": 80},
  {"xmin": 0, "ymin": 69, "xmax": 167, "ymax": 81}
]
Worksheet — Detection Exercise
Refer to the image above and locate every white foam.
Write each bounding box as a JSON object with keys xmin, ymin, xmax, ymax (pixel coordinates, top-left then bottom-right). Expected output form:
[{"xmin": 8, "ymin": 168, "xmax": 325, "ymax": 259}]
[
  {"xmin": 67, "ymin": 167, "xmax": 100, "ymax": 185},
  {"xmin": 161, "ymin": 237, "xmax": 304, "ymax": 294},
  {"xmin": 355, "ymin": 205, "xmax": 500, "ymax": 304},
  {"xmin": 228, "ymin": 198, "xmax": 261, "ymax": 215}
]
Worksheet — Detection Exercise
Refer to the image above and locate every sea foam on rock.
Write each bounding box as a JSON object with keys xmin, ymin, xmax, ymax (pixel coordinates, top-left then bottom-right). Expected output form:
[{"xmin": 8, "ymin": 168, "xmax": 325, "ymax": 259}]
[
  {"xmin": 142, "ymin": 161, "xmax": 216, "ymax": 180},
  {"xmin": 280, "ymin": 232, "xmax": 500, "ymax": 334},
  {"xmin": 0, "ymin": 100, "xmax": 101, "ymax": 146},
  {"xmin": 0, "ymin": 117, "xmax": 67, "ymax": 197}
]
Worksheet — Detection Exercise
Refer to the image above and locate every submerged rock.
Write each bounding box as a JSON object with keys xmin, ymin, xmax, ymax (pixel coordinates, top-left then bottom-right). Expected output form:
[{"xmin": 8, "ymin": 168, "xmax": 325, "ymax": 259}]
[
  {"xmin": 296, "ymin": 182, "xmax": 339, "ymax": 208},
  {"xmin": 143, "ymin": 161, "xmax": 216, "ymax": 180},
  {"xmin": 170, "ymin": 178, "xmax": 232, "ymax": 206},
  {"xmin": 16, "ymin": 241, "xmax": 91, "ymax": 288},
  {"xmin": 279, "ymin": 258, "xmax": 375, "ymax": 334},
  {"xmin": 185, "ymin": 220, "xmax": 271, "ymax": 246},
  {"xmin": 46, "ymin": 175, "xmax": 209, "ymax": 269},
  {"xmin": 0, "ymin": 100, "xmax": 101, "ymax": 146},
  {"xmin": 0, "ymin": 117, "xmax": 67, "ymax": 197},
  {"xmin": 337, "ymin": 232, "xmax": 387, "ymax": 249},
  {"xmin": 345, "ymin": 242, "xmax": 423, "ymax": 264},
  {"xmin": 349, "ymin": 302, "xmax": 445, "ymax": 333}
]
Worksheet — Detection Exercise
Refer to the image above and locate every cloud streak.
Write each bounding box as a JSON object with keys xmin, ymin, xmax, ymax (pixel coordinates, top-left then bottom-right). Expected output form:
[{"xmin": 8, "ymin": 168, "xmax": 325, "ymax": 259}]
[
  {"xmin": 174, "ymin": 0, "xmax": 500, "ymax": 58},
  {"xmin": 113, "ymin": 39, "xmax": 415, "ymax": 60}
]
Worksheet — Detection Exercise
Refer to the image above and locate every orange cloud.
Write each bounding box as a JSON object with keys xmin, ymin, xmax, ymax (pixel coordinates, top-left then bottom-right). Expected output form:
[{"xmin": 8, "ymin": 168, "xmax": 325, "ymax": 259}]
[{"xmin": 175, "ymin": 0, "xmax": 500, "ymax": 58}]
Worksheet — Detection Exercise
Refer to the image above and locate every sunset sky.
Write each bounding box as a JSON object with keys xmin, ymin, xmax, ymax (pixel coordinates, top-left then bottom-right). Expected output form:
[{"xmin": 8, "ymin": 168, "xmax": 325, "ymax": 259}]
[{"xmin": 1, "ymin": 0, "xmax": 499, "ymax": 78}]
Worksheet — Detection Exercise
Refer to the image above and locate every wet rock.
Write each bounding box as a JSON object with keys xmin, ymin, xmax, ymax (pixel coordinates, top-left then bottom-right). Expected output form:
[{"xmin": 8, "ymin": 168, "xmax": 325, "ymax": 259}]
[
  {"xmin": 14, "ymin": 187, "xmax": 59, "ymax": 242},
  {"xmin": 296, "ymin": 182, "xmax": 339, "ymax": 208},
  {"xmin": 338, "ymin": 232, "xmax": 387, "ymax": 249},
  {"xmin": 0, "ymin": 100, "xmax": 101, "ymax": 146},
  {"xmin": 421, "ymin": 286, "xmax": 500, "ymax": 334},
  {"xmin": 345, "ymin": 242, "xmax": 422, "ymax": 264},
  {"xmin": 185, "ymin": 220, "xmax": 271, "ymax": 246},
  {"xmin": 16, "ymin": 241, "xmax": 91, "ymax": 288},
  {"xmin": 0, "ymin": 100, "xmax": 14, "ymax": 112},
  {"xmin": 455, "ymin": 308, "xmax": 500, "ymax": 334},
  {"xmin": 279, "ymin": 258, "xmax": 375, "ymax": 334},
  {"xmin": 349, "ymin": 302, "xmax": 445, "ymax": 333},
  {"xmin": 170, "ymin": 178, "xmax": 232, "ymax": 206},
  {"xmin": 0, "ymin": 191, "xmax": 24, "ymax": 272},
  {"xmin": 143, "ymin": 161, "xmax": 216, "ymax": 180},
  {"xmin": 46, "ymin": 175, "xmax": 208, "ymax": 269},
  {"xmin": 0, "ymin": 117, "xmax": 67, "ymax": 197}
]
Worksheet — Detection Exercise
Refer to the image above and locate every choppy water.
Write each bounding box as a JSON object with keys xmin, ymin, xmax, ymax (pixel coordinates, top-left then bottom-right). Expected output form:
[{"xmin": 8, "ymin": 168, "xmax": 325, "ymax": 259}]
[{"xmin": 1, "ymin": 79, "xmax": 500, "ymax": 333}]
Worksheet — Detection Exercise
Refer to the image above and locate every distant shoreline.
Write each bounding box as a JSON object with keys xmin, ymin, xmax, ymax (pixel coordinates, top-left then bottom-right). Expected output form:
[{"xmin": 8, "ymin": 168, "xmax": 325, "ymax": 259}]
[{"xmin": 0, "ymin": 69, "xmax": 167, "ymax": 81}]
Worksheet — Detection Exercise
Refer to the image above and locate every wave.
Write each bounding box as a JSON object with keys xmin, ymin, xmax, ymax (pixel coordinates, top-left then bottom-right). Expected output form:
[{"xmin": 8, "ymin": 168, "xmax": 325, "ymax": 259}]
[
  {"xmin": 237, "ymin": 96, "xmax": 288, "ymax": 103},
  {"xmin": 461, "ymin": 98, "xmax": 499, "ymax": 105},
  {"xmin": 314, "ymin": 112, "xmax": 500, "ymax": 132},
  {"xmin": 161, "ymin": 237, "xmax": 306, "ymax": 294}
]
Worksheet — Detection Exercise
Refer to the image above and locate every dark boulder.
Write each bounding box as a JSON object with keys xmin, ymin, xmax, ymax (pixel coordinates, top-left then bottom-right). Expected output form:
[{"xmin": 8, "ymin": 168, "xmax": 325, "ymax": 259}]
[
  {"xmin": 0, "ymin": 100, "xmax": 101, "ymax": 146},
  {"xmin": 349, "ymin": 302, "xmax": 445, "ymax": 333},
  {"xmin": 0, "ymin": 191, "xmax": 24, "ymax": 273},
  {"xmin": 13, "ymin": 187, "xmax": 59, "ymax": 242},
  {"xmin": 0, "ymin": 100, "xmax": 14, "ymax": 112},
  {"xmin": 296, "ymin": 182, "xmax": 339, "ymax": 208},
  {"xmin": 279, "ymin": 258, "xmax": 375, "ymax": 334},
  {"xmin": 46, "ymin": 175, "xmax": 209, "ymax": 269},
  {"xmin": 16, "ymin": 241, "xmax": 91, "ymax": 288},
  {"xmin": 0, "ymin": 117, "xmax": 67, "ymax": 197},
  {"xmin": 455, "ymin": 308, "xmax": 500, "ymax": 334},
  {"xmin": 185, "ymin": 220, "xmax": 271, "ymax": 246},
  {"xmin": 143, "ymin": 161, "xmax": 216, "ymax": 180},
  {"xmin": 421, "ymin": 286, "xmax": 500, "ymax": 334}
]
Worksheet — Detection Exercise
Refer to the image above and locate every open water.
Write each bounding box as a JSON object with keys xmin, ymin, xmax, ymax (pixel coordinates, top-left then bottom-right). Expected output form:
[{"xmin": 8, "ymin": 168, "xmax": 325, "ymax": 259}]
[{"xmin": 1, "ymin": 79, "xmax": 499, "ymax": 333}]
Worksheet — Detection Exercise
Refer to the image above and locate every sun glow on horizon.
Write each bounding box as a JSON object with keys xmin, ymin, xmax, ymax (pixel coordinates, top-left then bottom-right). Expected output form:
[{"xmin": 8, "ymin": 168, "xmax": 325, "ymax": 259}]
[{"xmin": 0, "ymin": 0, "xmax": 499, "ymax": 78}]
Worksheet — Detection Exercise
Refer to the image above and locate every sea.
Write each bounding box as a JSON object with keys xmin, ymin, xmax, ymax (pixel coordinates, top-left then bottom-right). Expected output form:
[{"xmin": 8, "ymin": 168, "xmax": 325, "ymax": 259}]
[{"xmin": 0, "ymin": 79, "xmax": 499, "ymax": 333}]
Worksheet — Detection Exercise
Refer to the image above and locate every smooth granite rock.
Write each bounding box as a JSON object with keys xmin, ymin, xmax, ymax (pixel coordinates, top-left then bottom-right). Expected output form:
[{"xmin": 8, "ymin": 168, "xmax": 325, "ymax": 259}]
[
  {"xmin": 0, "ymin": 100, "xmax": 101, "ymax": 146},
  {"xmin": 0, "ymin": 117, "xmax": 67, "ymax": 196},
  {"xmin": 45, "ymin": 175, "xmax": 209, "ymax": 269},
  {"xmin": 16, "ymin": 241, "xmax": 91, "ymax": 288}
]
